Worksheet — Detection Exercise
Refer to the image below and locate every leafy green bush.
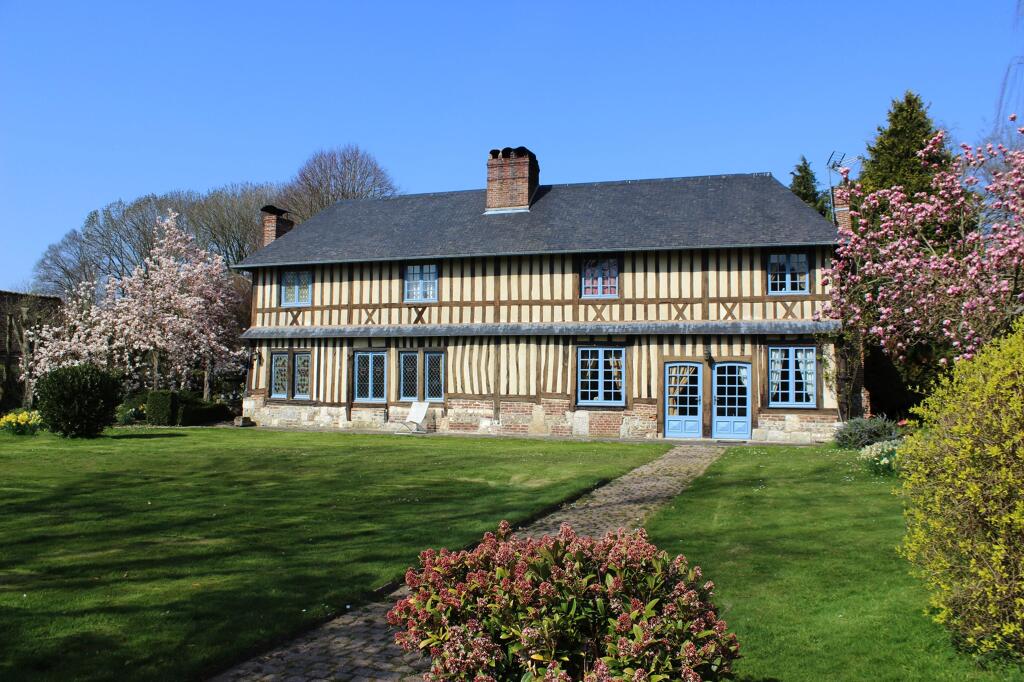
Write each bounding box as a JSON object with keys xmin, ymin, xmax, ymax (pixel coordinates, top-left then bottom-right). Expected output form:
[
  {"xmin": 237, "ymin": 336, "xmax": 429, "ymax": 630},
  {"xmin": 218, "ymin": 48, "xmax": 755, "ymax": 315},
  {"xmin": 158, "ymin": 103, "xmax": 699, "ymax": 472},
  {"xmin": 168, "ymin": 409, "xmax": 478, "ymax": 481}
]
[
  {"xmin": 179, "ymin": 400, "xmax": 234, "ymax": 426},
  {"xmin": 858, "ymin": 438, "xmax": 901, "ymax": 475},
  {"xmin": 387, "ymin": 522, "xmax": 740, "ymax": 680},
  {"xmin": 146, "ymin": 391, "xmax": 179, "ymax": 426},
  {"xmin": 34, "ymin": 365, "xmax": 120, "ymax": 438},
  {"xmin": 0, "ymin": 409, "xmax": 43, "ymax": 435},
  {"xmin": 835, "ymin": 416, "xmax": 901, "ymax": 449},
  {"xmin": 900, "ymin": 325, "xmax": 1024, "ymax": 659},
  {"xmin": 115, "ymin": 392, "xmax": 149, "ymax": 425}
]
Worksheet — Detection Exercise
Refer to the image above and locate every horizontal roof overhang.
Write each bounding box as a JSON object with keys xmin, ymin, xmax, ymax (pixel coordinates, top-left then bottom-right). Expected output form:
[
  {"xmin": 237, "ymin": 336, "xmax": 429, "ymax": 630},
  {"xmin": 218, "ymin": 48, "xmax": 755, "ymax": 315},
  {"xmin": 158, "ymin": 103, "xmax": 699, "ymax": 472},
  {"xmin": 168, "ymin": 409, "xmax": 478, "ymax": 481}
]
[{"xmin": 241, "ymin": 320, "xmax": 841, "ymax": 340}]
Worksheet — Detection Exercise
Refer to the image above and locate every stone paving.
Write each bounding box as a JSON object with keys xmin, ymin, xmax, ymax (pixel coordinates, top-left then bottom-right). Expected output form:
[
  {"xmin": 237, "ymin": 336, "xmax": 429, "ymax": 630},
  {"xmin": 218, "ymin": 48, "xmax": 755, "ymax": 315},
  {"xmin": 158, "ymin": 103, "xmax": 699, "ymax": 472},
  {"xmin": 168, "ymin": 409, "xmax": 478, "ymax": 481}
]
[{"xmin": 211, "ymin": 444, "xmax": 723, "ymax": 682}]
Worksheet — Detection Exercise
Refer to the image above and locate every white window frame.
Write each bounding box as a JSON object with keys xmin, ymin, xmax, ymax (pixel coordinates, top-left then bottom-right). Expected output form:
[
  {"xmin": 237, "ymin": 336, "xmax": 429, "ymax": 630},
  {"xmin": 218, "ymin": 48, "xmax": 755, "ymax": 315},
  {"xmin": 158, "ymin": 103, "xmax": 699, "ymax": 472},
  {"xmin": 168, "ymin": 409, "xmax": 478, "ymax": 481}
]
[
  {"xmin": 767, "ymin": 346, "xmax": 817, "ymax": 408},
  {"xmin": 404, "ymin": 263, "xmax": 439, "ymax": 303},
  {"xmin": 280, "ymin": 270, "xmax": 313, "ymax": 307}
]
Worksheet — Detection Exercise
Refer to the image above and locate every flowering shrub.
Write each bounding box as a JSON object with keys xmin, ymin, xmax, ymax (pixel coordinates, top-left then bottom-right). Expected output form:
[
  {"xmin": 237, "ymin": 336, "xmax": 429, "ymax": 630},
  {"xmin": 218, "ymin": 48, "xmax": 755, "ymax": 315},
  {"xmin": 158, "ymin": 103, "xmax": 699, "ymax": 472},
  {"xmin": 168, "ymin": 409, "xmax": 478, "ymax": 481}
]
[
  {"xmin": 387, "ymin": 522, "xmax": 740, "ymax": 681},
  {"xmin": 858, "ymin": 438, "xmax": 902, "ymax": 475},
  {"xmin": 835, "ymin": 416, "xmax": 901, "ymax": 449},
  {"xmin": 0, "ymin": 409, "xmax": 43, "ymax": 436},
  {"xmin": 900, "ymin": 323, "xmax": 1024, "ymax": 659}
]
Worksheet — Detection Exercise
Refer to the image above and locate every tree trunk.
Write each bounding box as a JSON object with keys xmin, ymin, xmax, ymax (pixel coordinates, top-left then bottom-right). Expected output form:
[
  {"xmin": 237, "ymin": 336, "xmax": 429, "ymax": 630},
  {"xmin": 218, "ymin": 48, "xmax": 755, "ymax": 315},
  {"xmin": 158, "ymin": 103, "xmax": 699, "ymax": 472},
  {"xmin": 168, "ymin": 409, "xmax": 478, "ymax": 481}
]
[
  {"xmin": 203, "ymin": 358, "xmax": 212, "ymax": 401},
  {"xmin": 151, "ymin": 351, "xmax": 159, "ymax": 390}
]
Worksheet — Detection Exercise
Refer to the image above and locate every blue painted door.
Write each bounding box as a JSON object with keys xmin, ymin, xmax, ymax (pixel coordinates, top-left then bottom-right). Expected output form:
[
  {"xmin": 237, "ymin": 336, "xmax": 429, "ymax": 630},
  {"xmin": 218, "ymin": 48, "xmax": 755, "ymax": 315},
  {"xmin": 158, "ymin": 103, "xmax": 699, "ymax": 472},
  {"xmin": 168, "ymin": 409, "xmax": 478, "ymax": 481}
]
[
  {"xmin": 664, "ymin": 362, "xmax": 703, "ymax": 438},
  {"xmin": 712, "ymin": 362, "xmax": 751, "ymax": 439}
]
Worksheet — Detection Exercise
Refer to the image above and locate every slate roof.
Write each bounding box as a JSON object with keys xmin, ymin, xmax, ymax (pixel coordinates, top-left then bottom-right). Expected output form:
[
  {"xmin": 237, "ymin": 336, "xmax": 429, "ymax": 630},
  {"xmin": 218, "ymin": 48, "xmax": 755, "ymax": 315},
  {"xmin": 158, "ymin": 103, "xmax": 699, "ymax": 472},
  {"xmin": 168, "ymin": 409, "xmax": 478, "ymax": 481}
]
[{"xmin": 234, "ymin": 172, "xmax": 837, "ymax": 270}]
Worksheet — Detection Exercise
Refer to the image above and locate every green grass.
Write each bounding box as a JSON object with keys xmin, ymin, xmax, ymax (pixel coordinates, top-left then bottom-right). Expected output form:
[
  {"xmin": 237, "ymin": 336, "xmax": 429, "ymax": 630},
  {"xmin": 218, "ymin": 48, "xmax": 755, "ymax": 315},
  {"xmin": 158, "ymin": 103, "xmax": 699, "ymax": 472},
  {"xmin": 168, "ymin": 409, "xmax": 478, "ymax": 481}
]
[
  {"xmin": 0, "ymin": 428, "xmax": 668, "ymax": 682},
  {"xmin": 645, "ymin": 445, "xmax": 1024, "ymax": 682}
]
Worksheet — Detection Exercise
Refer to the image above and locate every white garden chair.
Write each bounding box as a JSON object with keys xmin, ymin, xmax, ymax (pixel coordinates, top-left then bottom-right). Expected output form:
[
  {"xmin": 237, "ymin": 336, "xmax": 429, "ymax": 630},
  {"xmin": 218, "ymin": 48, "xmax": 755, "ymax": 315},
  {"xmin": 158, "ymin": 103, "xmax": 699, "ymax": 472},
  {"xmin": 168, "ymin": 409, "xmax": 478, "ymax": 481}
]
[{"xmin": 396, "ymin": 401, "xmax": 430, "ymax": 434}]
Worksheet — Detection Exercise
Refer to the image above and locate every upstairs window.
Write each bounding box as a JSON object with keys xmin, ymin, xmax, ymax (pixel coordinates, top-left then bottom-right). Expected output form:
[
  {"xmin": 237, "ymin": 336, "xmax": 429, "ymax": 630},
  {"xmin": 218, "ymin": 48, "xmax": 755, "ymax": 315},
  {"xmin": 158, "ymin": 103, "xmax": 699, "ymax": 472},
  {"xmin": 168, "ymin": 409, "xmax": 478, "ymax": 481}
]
[
  {"xmin": 404, "ymin": 263, "xmax": 439, "ymax": 302},
  {"xmin": 581, "ymin": 257, "xmax": 619, "ymax": 298},
  {"xmin": 768, "ymin": 346, "xmax": 817, "ymax": 407},
  {"xmin": 767, "ymin": 253, "xmax": 809, "ymax": 294},
  {"xmin": 354, "ymin": 350, "xmax": 387, "ymax": 403},
  {"xmin": 280, "ymin": 270, "xmax": 312, "ymax": 307},
  {"xmin": 577, "ymin": 347, "xmax": 626, "ymax": 406}
]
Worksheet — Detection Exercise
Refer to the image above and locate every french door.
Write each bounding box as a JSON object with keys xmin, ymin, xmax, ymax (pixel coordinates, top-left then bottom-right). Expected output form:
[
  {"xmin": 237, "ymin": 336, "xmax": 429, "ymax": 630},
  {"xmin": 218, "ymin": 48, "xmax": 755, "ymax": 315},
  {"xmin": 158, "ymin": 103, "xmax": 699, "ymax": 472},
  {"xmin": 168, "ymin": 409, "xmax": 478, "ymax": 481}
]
[
  {"xmin": 664, "ymin": 362, "xmax": 702, "ymax": 438},
  {"xmin": 712, "ymin": 362, "xmax": 751, "ymax": 439}
]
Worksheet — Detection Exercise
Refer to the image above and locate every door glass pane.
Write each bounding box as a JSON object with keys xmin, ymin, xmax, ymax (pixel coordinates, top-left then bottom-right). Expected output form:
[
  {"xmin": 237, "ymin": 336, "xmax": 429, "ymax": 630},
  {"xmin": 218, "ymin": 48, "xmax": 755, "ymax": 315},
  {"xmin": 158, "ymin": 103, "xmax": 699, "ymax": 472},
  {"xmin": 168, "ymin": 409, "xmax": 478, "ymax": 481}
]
[
  {"xmin": 293, "ymin": 353, "xmax": 311, "ymax": 399},
  {"xmin": 425, "ymin": 352, "xmax": 444, "ymax": 401}
]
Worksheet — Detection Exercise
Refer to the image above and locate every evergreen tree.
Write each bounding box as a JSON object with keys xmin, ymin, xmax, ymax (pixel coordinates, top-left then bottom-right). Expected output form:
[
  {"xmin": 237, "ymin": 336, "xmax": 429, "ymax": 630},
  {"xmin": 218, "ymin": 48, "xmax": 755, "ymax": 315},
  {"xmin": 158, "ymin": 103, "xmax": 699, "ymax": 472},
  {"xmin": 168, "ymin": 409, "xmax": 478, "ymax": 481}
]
[
  {"xmin": 859, "ymin": 91, "xmax": 950, "ymax": 196},
  {"xmin": 789, "ymin": 156, "xmax": 831, "ymax": 218}
]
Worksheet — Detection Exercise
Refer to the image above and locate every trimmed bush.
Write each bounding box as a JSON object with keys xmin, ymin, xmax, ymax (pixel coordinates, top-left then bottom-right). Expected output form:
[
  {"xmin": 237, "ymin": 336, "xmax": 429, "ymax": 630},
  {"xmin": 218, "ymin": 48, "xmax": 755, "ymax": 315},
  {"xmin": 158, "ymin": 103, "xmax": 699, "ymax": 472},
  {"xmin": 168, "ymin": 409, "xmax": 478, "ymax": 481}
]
[
  {"xmin": 179, "ymin": 400, "xmax": 233, "ymax": 426},
  {"xmin": 34, "ymin": 365, "xmax": 120, "ymax": 438},
  {"xmin": 387, "ymin": 522, "xmax": 740, "ymax": 681},
  {"xmin": 900, "ymin": 325, "xmax": 1024, "ymax": 659},
  {"xmin": 146, "ymin": 391, "xmax": 179, "ymax": 426},
  {"xmin": 835, "ymin": 416, "xmax": 901, "ymax": 449},
  {"xmin": 0, "ymin": 409, "xmax": 43, "ymax": 436}
]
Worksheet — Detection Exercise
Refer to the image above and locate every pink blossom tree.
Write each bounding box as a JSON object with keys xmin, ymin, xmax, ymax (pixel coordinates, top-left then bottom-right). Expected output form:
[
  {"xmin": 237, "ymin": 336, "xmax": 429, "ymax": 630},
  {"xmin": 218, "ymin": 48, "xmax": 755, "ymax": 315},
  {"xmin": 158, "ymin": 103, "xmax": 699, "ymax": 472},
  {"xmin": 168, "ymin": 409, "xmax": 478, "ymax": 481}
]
[
  {"xmin": 26, "ymin": 212, "xmax": 244, "ymax": 396},
  {"xmin": 822, "ymin": 122, "xmax": 1024, "ymax": 380}
]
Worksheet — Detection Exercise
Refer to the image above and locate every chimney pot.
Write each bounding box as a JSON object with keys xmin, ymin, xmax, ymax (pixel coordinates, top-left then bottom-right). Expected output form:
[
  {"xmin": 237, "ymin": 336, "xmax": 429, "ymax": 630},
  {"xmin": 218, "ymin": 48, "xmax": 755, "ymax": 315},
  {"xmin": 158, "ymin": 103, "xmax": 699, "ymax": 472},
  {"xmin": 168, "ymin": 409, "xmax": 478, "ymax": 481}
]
[
  {"xmin": 485, "ymin": 146, "xmax": 539, "ymax": 212},
  {"xmin": 261, "ymin": 205, "xmax": 294, "ymax": 247}
]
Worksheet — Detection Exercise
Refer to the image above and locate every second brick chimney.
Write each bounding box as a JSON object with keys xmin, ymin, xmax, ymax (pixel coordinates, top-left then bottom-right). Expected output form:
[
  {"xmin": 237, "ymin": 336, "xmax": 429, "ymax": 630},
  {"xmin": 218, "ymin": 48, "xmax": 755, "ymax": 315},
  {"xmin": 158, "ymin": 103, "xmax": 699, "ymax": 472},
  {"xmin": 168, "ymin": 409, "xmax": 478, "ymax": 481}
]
[
  {"xmin": 831, "ymin": 186, "xmax": 852, "ymax": 232},
  {"xmin": 261, "ymin": 205, "xmax": 294, "ymax": 247},
  {"xmin": 485, "ymin": 147, "xmax": 539, "ymax": 213}
]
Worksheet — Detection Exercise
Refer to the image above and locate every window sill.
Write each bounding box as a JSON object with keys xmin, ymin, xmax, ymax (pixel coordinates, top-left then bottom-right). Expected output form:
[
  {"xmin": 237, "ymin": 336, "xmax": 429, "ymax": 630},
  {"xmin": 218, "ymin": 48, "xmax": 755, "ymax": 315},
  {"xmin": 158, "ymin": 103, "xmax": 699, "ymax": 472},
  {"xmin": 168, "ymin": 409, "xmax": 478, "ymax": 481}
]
[
  {"xmin": 279, "ymin": 303, "xmax": 312, "ymax": 309},
  {"xmin": 576, "ymin": 403, "xmax": 627, "ymax": 410},
  {"xmin": 766, "ymin": 291, "xmax": 809, "ymax": 297},
  {"xmin": 766, "ymin": 403, "xmax": 818, "ymax": 410},
  {"xmin": 580, "ymin": 295, "xmax": 619, "ymax": 300},
  {"xmin": 402, "ymin": 300, "xmax": 439, "ymax": 305}
]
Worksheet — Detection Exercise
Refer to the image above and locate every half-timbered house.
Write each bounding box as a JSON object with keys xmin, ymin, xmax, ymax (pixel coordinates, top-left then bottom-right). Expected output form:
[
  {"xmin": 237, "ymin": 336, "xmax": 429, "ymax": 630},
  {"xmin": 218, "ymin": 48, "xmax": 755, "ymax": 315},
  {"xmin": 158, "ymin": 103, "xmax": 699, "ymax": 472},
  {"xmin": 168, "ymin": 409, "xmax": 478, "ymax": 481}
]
[{"xmin": 235, "ymin": 147, "xmax": 842, "ymax": 441}]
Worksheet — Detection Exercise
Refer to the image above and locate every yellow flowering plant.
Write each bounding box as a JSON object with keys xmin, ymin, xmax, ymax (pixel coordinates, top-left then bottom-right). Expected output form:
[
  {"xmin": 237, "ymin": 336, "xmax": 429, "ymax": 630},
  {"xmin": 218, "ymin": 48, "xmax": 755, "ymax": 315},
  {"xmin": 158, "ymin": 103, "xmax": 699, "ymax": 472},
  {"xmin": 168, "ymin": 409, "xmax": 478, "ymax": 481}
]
[{"xmin": 0, "ymin": 409, "xmax": 44, "ymax": 436}]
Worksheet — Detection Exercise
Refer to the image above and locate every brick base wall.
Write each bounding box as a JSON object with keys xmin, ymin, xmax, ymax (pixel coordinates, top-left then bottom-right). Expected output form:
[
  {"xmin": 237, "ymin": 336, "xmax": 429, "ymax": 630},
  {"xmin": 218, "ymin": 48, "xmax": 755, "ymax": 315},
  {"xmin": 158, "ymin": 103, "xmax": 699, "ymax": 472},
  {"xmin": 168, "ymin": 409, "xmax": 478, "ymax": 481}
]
[
  {"xmin": 243, "ymin": 396, "xmax": 661, "ymax": 439},
  {"xmin": 752, "ymin": 412, "xmax": 840, "ymax": 443}
]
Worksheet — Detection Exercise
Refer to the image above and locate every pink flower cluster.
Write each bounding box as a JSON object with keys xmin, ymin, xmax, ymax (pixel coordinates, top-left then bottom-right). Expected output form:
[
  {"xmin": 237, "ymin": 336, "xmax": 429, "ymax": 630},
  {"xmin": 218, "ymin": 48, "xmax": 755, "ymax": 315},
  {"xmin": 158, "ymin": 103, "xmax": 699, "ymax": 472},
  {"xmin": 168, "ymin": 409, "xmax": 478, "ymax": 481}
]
[
  {"xmin": 24, "ymin": 212, "xmax": 244, "ymax": 390},
  {"xmin": 386, "ymin": 522, "xmax": 740, "ymax": 681},
  {"xmin": 822, "ymin": 122, "xmax": 1024, "ymax": 366}
]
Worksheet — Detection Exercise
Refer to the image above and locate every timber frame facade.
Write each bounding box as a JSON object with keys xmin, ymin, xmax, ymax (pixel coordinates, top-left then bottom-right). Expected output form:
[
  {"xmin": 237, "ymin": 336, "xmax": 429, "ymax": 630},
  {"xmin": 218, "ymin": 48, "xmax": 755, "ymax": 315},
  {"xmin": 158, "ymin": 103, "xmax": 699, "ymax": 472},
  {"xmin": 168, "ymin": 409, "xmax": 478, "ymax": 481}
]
[{"xmin": 236, "ymin": 147, "xmax": 842, "ymax": 442}]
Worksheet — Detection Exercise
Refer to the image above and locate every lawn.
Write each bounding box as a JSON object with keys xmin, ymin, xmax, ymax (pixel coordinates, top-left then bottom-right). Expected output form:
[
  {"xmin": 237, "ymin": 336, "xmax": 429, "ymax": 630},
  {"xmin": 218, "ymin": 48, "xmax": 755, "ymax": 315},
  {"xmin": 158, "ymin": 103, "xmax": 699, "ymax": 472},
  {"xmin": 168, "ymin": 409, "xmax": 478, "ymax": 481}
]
[
  {"xmin": 645, "ymin": 444, "xmax": 1024, "ymax": 682},
  {"xmin": 0, "ymin": 428, "xmax": 668, "ymax": 682}
]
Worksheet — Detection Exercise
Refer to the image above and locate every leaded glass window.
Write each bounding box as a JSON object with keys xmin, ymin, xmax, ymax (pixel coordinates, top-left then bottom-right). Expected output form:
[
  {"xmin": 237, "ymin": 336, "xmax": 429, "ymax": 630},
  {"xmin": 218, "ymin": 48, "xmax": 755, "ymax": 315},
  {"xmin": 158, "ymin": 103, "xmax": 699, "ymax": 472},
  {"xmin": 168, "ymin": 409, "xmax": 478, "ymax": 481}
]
[
  {"xmin": 280, "ymin": 270, "xmax": 313, "ymax": 307},
  {"xmin": 399, "ymin": 352, "xmax": 418, "ymax": 401},
  {"xmin": 404, "ymin": 263, "xmax": 438, "ymax": 302},
  {"xmin": 577, "ymin": 347, "xmax": 625, "ymax": 406},
  {"xmin": 768, "ymin": 346, "xmax": 817, "ymax": 407},
  {"xmin": 354, "ymin": 351, "xmax": 387, "ymax": 402},
  {"xmin": 767, "ymin": 253, "xmax": 809, "ymax": 294},
  {"xmin": 270, "ymin": 352, "xmax": 288, "ymax": 399},
  {"xmin": 425, "ymin": 352, "xmax": 444, "ymax": 401},
  {"xmin": 581, "ymin": 257, "xmax": 619, "ymax": 298},
  {"xmin": 293, "ymin": 352, "xmax": 311, "ymax": 400}
]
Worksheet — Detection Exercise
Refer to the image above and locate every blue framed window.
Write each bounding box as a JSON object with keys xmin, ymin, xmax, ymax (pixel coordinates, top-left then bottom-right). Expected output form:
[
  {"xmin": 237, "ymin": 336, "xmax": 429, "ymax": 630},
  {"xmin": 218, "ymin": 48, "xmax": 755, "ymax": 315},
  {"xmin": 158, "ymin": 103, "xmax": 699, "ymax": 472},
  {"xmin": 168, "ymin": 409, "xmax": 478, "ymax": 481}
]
[
  {"xmin": 581, "ymin": 257, "xmax": 619, "ymax": 298},
  {"xmin": 404, "ymin": 263, "xmax": 438, "ymax": 302},
  {"xmin": 768, "ymin": 346, "xmax": 817, "ymax": 407},
  {"xmin": 767, "ymin": 253, "xmax": 809, "ymax": 294},
  {"xmin": 577, "ymin": 347, "xmax": 626, "ymax": 406},
  {"xmin": 293, "ymin": 352, "xmax": 311, "ymax": 400},
  {"xmin": 280, "ymin": 270, "xmax": 312, "ymax": 307},
  {"xmin": 425, "ymin": 351, "xmax": 445, "ymax": 401},
  {"xmin": 354, "ymin": 351, "xmax": 387, "ymax": 402},
  {"xmin": 270, "ymin": 352, "xmax": 289, "ymax": 399},
  {"xmin": 399, "ymin": 352, "xmax": 418, "ymax": 401}
]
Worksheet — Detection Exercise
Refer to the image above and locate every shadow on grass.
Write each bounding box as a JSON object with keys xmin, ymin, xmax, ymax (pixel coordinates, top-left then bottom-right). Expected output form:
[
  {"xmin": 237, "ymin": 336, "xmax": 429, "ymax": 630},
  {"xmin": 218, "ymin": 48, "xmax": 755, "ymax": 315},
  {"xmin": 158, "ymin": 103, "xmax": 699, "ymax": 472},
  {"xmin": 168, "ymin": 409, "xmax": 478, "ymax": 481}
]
[{"xmin": 108, "ymin": 433, "xmax": 187, "ymax": 440}]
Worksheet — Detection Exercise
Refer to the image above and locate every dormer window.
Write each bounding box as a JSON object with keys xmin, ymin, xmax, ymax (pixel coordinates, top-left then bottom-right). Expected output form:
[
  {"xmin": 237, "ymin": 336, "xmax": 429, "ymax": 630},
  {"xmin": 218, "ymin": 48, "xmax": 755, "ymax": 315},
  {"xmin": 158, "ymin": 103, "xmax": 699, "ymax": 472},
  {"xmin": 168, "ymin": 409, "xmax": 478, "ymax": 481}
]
[
  {"xmin": 767, "ymin": 253, "xmax": 809, "ymax": 294},
  {"xmin": 280, "ymin": 270, "xmax": 312, "ymax": 307},
  {"xmin": 581, "ymin": 257, "xmax": 619, "ymax": 298},
  {"xmin": 404, "ymin": 263, "xmax": 438, "ymax": 303}
]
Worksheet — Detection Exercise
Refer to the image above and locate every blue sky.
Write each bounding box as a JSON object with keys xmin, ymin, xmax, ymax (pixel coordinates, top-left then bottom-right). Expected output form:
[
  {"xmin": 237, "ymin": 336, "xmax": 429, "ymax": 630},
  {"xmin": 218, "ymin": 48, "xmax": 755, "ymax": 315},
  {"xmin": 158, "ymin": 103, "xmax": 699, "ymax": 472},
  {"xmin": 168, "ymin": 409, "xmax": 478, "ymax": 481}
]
[{"xmin": 0, "ymin": 1, "xmax": 1020, "ymax": 291}]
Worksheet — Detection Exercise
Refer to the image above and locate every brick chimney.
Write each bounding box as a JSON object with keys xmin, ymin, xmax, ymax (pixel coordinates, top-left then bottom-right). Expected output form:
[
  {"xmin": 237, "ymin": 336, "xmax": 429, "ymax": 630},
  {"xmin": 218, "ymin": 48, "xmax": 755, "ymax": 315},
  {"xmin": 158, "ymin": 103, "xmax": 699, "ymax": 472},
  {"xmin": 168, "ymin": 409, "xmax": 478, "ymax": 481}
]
[
  {"xmin": 832, "ymin": 186, "xmax": 852, "ymax": 232},
  {"xmin": 261, "ymin": 205, "xmax": 294, "ymax": 247},
  {"xmin": 485, "ymin": 147, "xmax": 539, "ymax": 212}
]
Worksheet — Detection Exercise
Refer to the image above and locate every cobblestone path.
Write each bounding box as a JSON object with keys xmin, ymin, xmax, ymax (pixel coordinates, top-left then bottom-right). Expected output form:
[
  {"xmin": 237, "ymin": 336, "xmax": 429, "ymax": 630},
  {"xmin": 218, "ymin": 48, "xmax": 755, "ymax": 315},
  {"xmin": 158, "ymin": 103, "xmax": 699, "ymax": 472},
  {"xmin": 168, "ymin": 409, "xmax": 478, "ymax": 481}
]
[{"xmin": 212, "ymin": 444, "xmax": 723, "ymax": 682}]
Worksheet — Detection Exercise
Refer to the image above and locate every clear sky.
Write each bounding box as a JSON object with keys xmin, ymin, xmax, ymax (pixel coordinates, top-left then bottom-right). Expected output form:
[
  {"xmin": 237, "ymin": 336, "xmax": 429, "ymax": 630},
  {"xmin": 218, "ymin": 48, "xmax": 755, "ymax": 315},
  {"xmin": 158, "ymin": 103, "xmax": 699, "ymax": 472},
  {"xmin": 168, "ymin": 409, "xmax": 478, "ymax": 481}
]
[{"xmin": 1, "ymin": 1, "xmax": 1020, "ymax": 291}]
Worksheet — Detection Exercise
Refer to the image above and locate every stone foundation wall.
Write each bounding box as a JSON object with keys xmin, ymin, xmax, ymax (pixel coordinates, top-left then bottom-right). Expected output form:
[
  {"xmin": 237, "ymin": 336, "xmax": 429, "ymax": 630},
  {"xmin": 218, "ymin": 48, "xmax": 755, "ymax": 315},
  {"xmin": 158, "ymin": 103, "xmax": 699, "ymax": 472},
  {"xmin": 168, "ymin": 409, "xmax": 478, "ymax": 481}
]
[
  {"xmin": 752, "ymin": 412, "xmax": 840, "ymax": 444},
  {"xmin": 243, "ymin": 396, "xmax": 660, "ymax": 439}
]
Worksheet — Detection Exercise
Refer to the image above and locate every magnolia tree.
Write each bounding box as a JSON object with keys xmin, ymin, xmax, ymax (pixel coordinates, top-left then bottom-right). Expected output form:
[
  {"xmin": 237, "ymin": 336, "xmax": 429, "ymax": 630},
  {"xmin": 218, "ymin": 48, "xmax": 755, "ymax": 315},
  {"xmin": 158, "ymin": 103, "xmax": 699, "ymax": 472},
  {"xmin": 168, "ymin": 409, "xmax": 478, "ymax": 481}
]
[
  {"xmin": 822, "ymin": 122, "xmax": 1024, "ymax": 375},
  {"xmin": 26, "ymin": 212, "xmax": 244, "ymax": 394}
]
